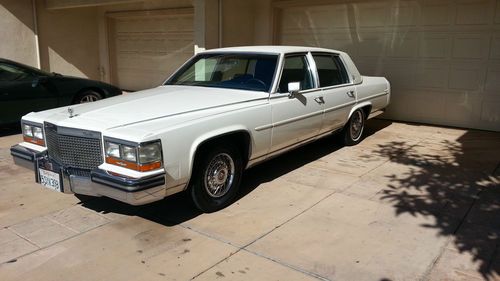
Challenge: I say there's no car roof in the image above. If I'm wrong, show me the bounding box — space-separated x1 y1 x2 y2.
199 45 345 55
0 58 50 75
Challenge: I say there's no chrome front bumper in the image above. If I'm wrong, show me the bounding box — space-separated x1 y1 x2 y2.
10 144 167 206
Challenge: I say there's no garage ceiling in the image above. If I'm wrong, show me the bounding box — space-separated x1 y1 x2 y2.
276 0 500 131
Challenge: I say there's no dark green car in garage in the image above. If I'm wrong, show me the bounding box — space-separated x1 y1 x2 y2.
0 58 122 125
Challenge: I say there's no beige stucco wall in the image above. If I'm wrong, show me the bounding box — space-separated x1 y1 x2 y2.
221 0 255 47
36 1 100 79
253 0 273 45
0 0 38 67
218 0 273 47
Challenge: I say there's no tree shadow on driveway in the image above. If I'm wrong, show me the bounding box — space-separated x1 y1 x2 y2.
79 119 392 227
370 130 500 280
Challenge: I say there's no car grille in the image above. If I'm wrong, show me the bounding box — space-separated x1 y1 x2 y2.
45 122 103 171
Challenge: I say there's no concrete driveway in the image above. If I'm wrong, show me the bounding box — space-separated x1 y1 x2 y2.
0 120 499 281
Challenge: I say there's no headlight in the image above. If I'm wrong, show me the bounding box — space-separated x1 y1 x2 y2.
122 145 137 162
105 142 120 158
104 138 162 172
139 142 161 163
23 124 33 137
33 127 44 139
22 122 45 146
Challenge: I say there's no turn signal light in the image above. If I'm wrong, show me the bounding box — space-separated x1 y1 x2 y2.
106 157 162 172
23 136 45 146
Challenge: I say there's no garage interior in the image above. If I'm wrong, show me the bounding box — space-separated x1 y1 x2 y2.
0 0 499 131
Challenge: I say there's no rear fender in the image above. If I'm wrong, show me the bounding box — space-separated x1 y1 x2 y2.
348 101 372 120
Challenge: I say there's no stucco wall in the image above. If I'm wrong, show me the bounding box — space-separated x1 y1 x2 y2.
253 0 273 45
221 0 255 47
36 1 100 79
218 0 273 47
0 0 38 67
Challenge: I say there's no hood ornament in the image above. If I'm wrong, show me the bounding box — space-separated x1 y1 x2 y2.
68 107 75 118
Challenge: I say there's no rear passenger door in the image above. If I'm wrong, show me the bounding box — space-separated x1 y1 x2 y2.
312 53 356 133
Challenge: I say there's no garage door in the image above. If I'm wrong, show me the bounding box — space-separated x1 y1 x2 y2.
108 8 194 91
275 0 500 131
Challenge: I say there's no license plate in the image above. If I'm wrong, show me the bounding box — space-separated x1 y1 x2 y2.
38 168 62 192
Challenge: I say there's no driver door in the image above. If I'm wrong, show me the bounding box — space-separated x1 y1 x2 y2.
269 53 324 152
0 63 58 124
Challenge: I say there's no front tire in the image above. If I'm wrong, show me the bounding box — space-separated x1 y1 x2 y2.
342 109 365 146
189 143 243 213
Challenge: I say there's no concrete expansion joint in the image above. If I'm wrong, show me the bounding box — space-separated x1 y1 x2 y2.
184 189 342 281
1 220 111 267
190 249 242 280
242 248 331 281
419 237 453 281
180 224 237 247
45 216 79 234
1 205 113 266
5 228 39 250
421 181 485 281
241 189 339 250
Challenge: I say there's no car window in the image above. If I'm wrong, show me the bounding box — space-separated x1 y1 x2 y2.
0 63 32 82
278 55 314 93
312 54 350 87
313 54 349 87
167 53 278 92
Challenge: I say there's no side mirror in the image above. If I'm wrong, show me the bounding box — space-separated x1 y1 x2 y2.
287 82 300 98
31 77 40 88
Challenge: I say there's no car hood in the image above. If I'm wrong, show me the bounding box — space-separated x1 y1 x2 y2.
27 85 268 132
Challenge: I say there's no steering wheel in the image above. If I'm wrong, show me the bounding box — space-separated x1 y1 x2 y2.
244 78 267 89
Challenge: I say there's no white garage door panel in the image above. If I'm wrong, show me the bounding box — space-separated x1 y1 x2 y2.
108 9 194 91
277 0 500 131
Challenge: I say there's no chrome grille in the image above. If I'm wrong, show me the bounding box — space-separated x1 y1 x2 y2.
45 123 103 171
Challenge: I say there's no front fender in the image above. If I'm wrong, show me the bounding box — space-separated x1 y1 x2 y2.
186 125 252 181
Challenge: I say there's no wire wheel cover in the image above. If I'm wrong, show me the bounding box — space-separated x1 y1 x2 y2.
350 110 364 141
204 153 235 198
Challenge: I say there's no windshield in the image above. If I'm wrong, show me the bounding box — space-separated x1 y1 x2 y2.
166 53 278 92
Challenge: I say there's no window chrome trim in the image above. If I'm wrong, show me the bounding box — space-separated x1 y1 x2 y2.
269 53 284 95
306 52 319 89
164 52 280 94
310 51 355 90
273 52 318 95
269 87 323 100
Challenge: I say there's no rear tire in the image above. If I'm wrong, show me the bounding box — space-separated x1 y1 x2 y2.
189 143 243 213
74 90 102 104
342 109 365 146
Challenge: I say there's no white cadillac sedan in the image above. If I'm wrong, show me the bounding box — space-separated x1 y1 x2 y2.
11 46 390 212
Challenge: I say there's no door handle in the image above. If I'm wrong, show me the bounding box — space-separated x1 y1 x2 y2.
314 96 325 104
346 91 355 98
